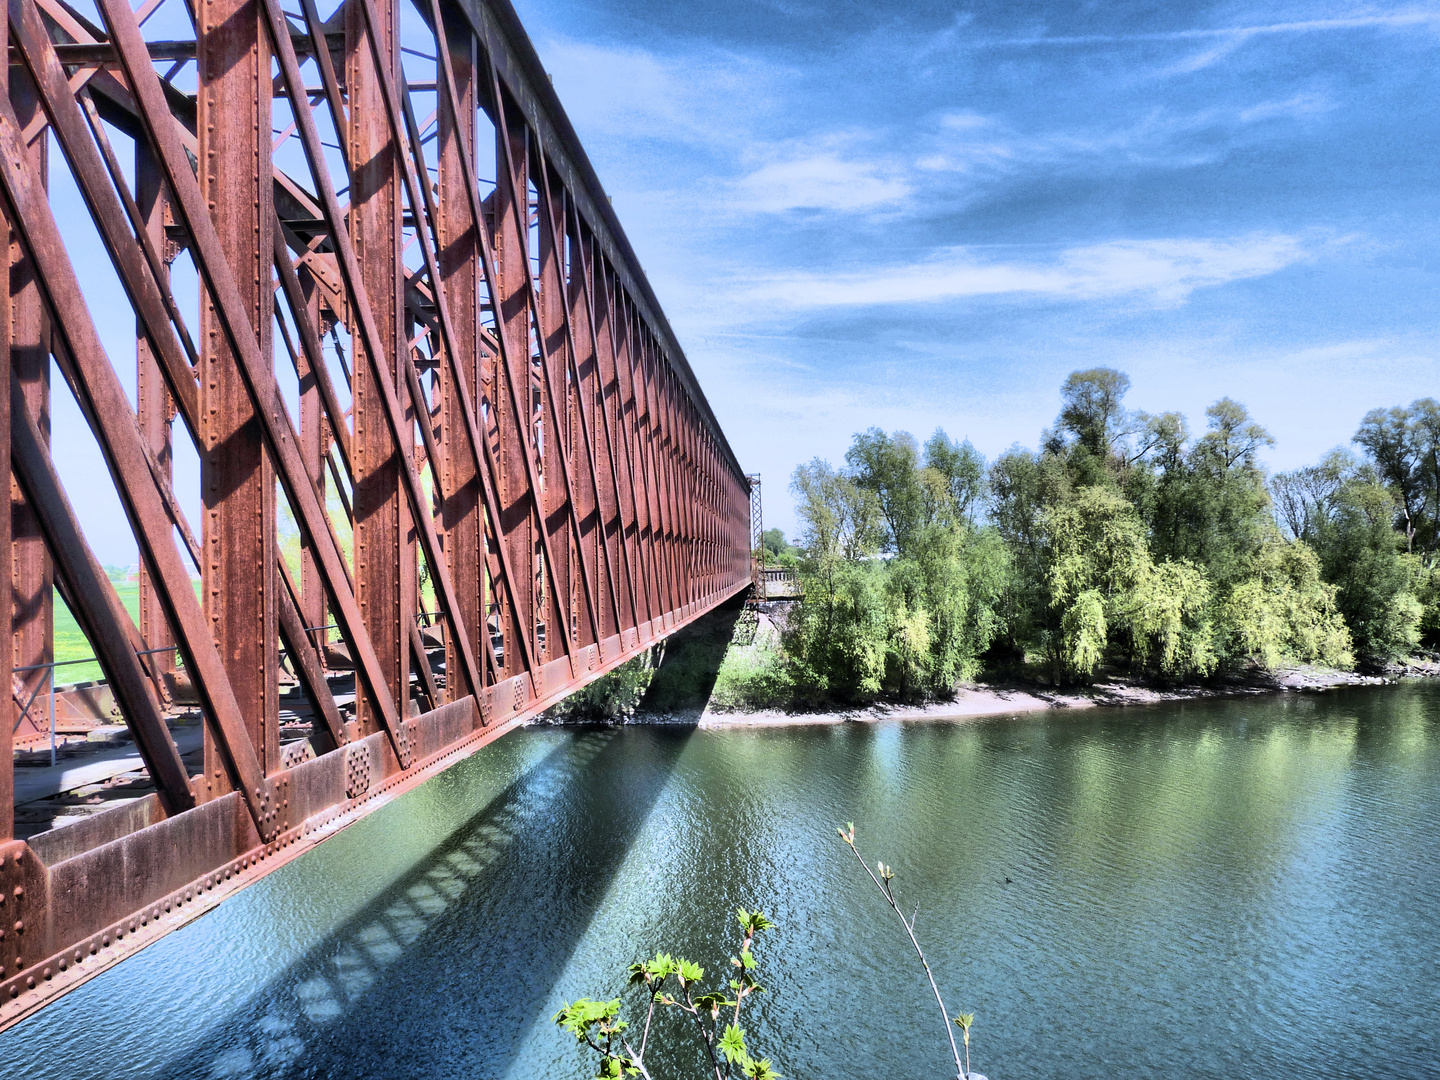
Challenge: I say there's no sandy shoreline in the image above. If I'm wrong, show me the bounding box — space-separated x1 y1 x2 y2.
664 662 1438 730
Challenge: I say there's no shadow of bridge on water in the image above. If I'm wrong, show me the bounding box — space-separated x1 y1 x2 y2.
157 724 697 1080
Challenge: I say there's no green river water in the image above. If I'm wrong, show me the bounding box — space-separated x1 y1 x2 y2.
1 683 1436 1079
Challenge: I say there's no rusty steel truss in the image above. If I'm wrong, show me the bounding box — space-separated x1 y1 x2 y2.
0 0 750 1028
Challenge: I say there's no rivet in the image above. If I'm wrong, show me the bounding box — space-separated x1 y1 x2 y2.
74 951 82 963
13 922 21 934
11 888 20 899
9 985 18 998
57 959 66 972
41 968 50 982
25 977 34 990
89 943 97 956
102 935 109 947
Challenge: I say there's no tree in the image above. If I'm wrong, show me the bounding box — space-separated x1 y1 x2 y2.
1313 475 1422 662
923 430 986 525
846 429 925 555
1220 534 1353 669
1354 404 1421 549
1042 486 1151 680
1057 367 1134 465
761 528 799 568
788 460 887 701
1409 399 1440 551
1126 559 1217 679
1155 398 1275 589
1270 449 1357 542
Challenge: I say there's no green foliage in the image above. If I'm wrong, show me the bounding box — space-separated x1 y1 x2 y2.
546 652 657 722
760 528 799 568
786 449 1008 703
708 615 794 711
1127 559 1217 678
556 910 779 1080
1043 485 1150 678
1313 477 1423 662
1220 535 1353 668
773 369 1439 700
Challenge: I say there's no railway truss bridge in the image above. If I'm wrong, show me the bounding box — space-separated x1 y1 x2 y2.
0 0 753 1028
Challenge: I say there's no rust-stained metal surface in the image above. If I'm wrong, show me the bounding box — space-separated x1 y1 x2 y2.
0 0 750 1031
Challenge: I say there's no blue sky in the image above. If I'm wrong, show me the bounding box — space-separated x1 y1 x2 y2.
511 0 1440 542
41 0 1440 563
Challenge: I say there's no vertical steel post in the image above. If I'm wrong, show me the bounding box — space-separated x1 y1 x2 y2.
533 150 574 651
9 59 48 738
0 4 10 841
493 91 534 668
749 474 764 602
438 15 482 699
135 142 175 689
348 0 411 725
297 267 328 654
197 0 279 783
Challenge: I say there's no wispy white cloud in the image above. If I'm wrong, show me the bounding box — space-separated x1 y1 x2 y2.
751 233 1324 308
538 37 781 148
730 134 910 212
918 93 1333 175
968 11 1440 49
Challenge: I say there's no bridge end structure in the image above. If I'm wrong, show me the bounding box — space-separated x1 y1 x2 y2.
0 0 750 1028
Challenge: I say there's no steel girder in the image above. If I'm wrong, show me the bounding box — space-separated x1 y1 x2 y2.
0 0 750 1029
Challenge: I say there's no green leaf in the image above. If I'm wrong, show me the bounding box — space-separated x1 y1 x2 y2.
736 909 776 934
719 1023 747 1063
678 958 704 985
553 998 622 1040
744 1056 781 1079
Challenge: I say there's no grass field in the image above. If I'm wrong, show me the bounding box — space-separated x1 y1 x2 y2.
52 580 203 686
50 582 142 685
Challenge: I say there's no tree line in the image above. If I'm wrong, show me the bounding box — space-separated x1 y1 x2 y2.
778 368 1438 703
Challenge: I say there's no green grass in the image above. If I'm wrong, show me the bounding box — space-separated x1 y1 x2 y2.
51 583 139 685
52 580 200 686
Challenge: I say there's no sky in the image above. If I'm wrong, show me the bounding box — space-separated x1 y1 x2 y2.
37 0 1440 563
508 0 1440 543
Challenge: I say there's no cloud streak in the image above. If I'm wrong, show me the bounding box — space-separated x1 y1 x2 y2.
751 233 1320 308
967 11 1440 49
730 135 910 212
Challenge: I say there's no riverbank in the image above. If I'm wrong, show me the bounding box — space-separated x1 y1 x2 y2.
637 658 1440 730
533 596 1440 730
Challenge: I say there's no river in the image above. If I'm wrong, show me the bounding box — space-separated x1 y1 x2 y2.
1 684 1437 1079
